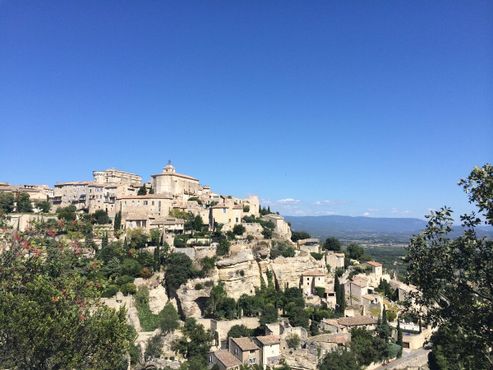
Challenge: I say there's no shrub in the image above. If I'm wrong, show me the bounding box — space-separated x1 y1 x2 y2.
140 267 153 279
102 285 119 298
116 275 134 286
121 282 137 296
315 287 326 298
232 224 246 235
311 252 324 260
195 283 204 290
286 334 300 349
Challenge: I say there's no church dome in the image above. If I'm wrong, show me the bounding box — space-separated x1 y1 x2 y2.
163 161 176 173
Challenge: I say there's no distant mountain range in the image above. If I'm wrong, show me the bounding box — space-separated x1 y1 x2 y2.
284 215 493 243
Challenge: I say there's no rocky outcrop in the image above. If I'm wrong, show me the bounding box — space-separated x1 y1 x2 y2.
269 253 326 290
175 277 214 319
216 249 261 299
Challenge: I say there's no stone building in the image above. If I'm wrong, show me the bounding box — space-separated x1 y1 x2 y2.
151 162 200 197
209 350 241 370
254 335 281 369
326 251 345 270
229 337 260 366
301 269 326 296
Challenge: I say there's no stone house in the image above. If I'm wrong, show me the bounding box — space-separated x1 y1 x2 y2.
254 335 281 369
366 261 383 279
228 337 260 366
262 214 292 240
326 251 345 270
297 238 321 254
301 269 326 297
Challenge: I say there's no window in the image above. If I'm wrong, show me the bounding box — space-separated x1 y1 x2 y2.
144 201 148 205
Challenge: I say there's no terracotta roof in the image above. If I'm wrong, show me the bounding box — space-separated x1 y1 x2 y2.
367 261 382 267
303 269 325 277
310 333 351 345
256 335 281 346
213 350 241 369
231 337 259 351
337 316 377 327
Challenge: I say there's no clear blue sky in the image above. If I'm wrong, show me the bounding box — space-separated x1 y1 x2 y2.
1 1 492 218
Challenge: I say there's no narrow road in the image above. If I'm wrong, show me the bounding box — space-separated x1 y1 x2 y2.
372 348 430 370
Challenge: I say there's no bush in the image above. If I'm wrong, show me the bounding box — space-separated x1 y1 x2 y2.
121 258 142 277
311 252 324 260
286 334 300 349
232 224 246 235
195 283 204 290
102 285 119 298
140 267 153 279
116 275 134 286
121 282 137 296
315 287 326 298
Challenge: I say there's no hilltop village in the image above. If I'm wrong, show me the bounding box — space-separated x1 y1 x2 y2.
0 164 431 370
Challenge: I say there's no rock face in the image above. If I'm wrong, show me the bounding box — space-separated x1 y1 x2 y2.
216 249 261 300
176 277 214 319
269 253 326 290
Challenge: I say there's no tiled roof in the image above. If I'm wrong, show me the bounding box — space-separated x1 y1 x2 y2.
214 350 241 369
231 337 259 351
303 269 325 277
256 335 281 346
367 261 382 267
337 316 378 327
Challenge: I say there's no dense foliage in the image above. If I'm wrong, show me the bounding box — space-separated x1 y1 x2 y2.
405 164 493 368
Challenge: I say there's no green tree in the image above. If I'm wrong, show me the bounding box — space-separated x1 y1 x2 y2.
165 253 194 295
16 192 33 213
260 304 278 325
345 243 365 261
144 334 163 362
0 192 15 213
0 239 132 369
323 237 342 252
396 320 403 358
405 164 493 367
172 318 213 364
56 205 77 222
335 275 345 315
127 228 148 249
137 185 147 195
291 231 310 242
233 223 246 235
228 324 253 338
160 302 180 334
92 209 110 224
286 334 300 349
319 348 360 370
35 200 51 213
114 210 122 232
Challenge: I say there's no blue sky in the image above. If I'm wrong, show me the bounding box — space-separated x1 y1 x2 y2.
1 1 492 218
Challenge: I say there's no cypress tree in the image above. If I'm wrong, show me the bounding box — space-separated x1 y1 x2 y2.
397 320 403 358
101 232 108 249
114 211 121 232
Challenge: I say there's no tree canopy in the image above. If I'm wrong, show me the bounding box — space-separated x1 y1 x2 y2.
405 164 493 368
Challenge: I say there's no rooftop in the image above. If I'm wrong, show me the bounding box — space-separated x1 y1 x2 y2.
230 337 259 351
213 350 242 369
367 261 382 267
303 269 325 277
337 316 378 327
255 335 281 346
